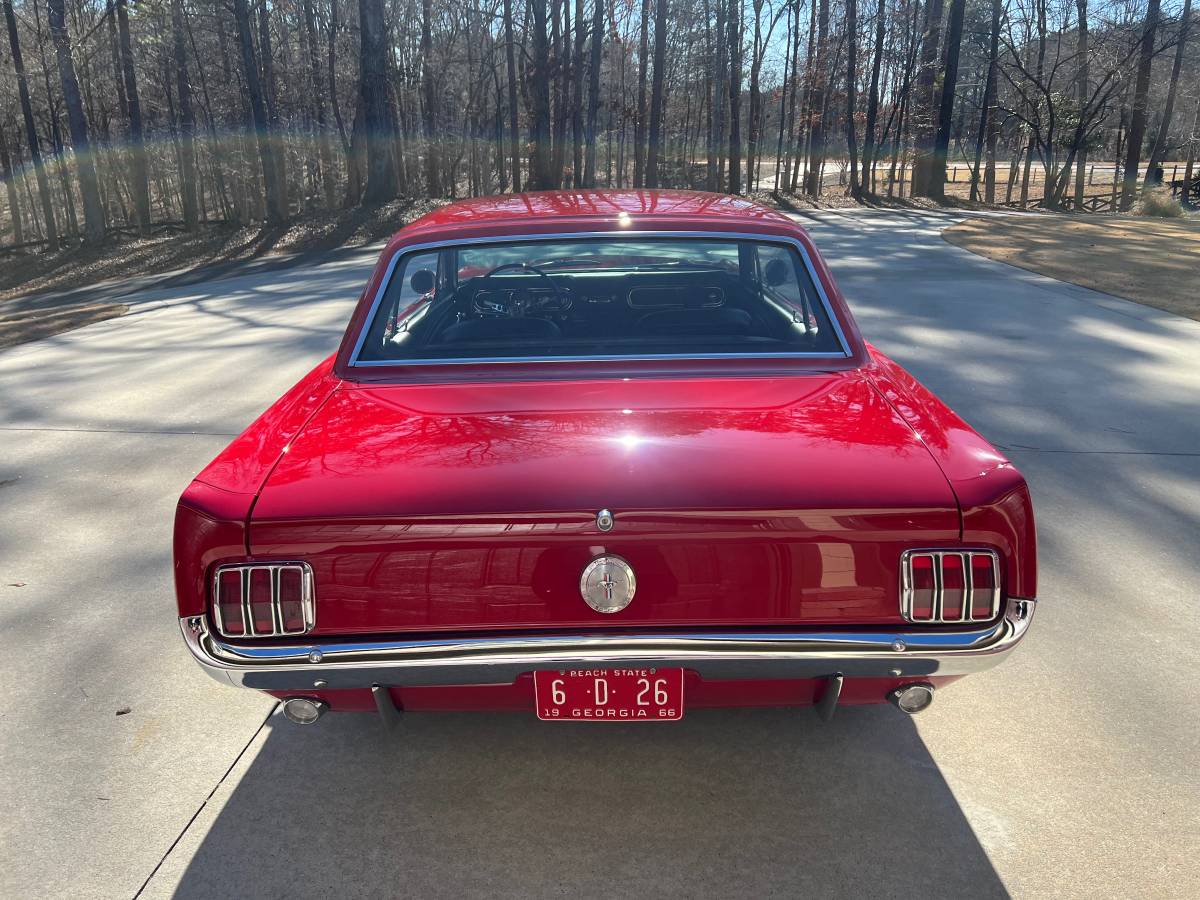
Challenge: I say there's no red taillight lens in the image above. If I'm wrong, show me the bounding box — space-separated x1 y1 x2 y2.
902 550 1000 623
216 568 245 635
909 554 935 620
941 554 965 620
248 568 274 634
277 567 306 632
971 555 998 618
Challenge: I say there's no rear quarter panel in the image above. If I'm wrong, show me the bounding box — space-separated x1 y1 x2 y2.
866 344 1037 599
173 355 341 617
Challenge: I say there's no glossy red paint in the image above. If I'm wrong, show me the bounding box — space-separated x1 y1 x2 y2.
174 190 1037 713
248 370 961 633
865 345 1037 599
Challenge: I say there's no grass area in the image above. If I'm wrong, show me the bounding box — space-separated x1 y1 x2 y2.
943 214 1200 321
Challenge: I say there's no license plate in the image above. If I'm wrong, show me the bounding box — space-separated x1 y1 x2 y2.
533 668 684 722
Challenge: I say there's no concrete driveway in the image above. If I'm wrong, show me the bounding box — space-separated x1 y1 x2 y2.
1 210 1196 899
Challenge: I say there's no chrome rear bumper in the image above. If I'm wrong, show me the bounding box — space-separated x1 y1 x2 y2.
180 598 1035 691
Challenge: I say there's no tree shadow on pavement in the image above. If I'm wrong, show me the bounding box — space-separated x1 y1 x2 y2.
159 705 1007 899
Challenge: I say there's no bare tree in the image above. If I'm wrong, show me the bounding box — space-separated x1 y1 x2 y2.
47 0 104 242
529 0 556 188
503 0 521 191
645 0 667 187
860 0 886 194
633 0 650 186
1121 0 1162 208
116 0 150 231
170 0 199 230
909 0 944 197
928 0 965 200
1144 0 1191 185
845 0 860 198
3 0 57 249
583 0 604 186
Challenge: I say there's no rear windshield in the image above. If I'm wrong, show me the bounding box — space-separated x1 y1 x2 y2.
353 237 846 364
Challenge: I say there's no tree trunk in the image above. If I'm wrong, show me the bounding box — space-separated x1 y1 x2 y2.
0 124 24 245
1144 0 1190 185
421 0 441 195
303 0 337 207
1121 0 1161 209
727 0 743 193
328 0 350 155
116 0 150 231
909 0 944 197
583 0 604 186
709 0 727 191
773 0 793 192
633 0 650 186
169 0 198 230
1073 0 1089 206
47 0 104 242
529 0 556 189
645 0 668 187
502 0 521 191
744 0 761 191
845 0 860 198
928 0 964 200
973 0 1000 203
3 0 57 250
571 0 585 186
257 3 288 211
356 0 398 203
232 0 287 219
803 0 828 196
860 0 885 194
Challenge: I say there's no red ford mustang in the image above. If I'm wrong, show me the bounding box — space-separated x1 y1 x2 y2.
175 190 1036 727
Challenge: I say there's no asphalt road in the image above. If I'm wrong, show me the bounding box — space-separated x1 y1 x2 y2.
1 210 1196 899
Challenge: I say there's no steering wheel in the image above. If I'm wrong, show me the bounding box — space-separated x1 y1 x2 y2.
473 262 569 317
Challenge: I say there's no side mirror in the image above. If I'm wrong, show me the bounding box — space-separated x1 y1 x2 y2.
410 268 435 295
763 258 790 287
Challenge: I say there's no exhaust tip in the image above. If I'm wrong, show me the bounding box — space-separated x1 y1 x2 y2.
888 683 935 715
282 697 328 725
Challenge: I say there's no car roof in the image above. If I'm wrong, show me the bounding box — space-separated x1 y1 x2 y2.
396 190 801 242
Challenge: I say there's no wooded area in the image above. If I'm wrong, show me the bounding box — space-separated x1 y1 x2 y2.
1 0 1196 251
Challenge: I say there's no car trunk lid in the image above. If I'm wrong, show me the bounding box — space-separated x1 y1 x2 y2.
249 373 959 633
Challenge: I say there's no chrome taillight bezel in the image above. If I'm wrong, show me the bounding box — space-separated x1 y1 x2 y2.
211 562 315 638
900 549 1001 624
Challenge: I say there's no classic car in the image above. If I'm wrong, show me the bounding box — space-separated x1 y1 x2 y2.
175 190 1036 727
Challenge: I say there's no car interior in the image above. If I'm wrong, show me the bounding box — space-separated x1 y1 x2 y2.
356 240 845 361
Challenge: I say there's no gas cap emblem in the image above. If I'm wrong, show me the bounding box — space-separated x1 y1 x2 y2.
580 556 636 614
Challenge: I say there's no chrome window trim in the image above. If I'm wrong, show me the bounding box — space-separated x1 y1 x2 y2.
212 562 316 638
899 549 1002 624
347 231 852 367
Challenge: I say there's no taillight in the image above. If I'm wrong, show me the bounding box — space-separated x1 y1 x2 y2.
212 563 314 637
901 550 1000 623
